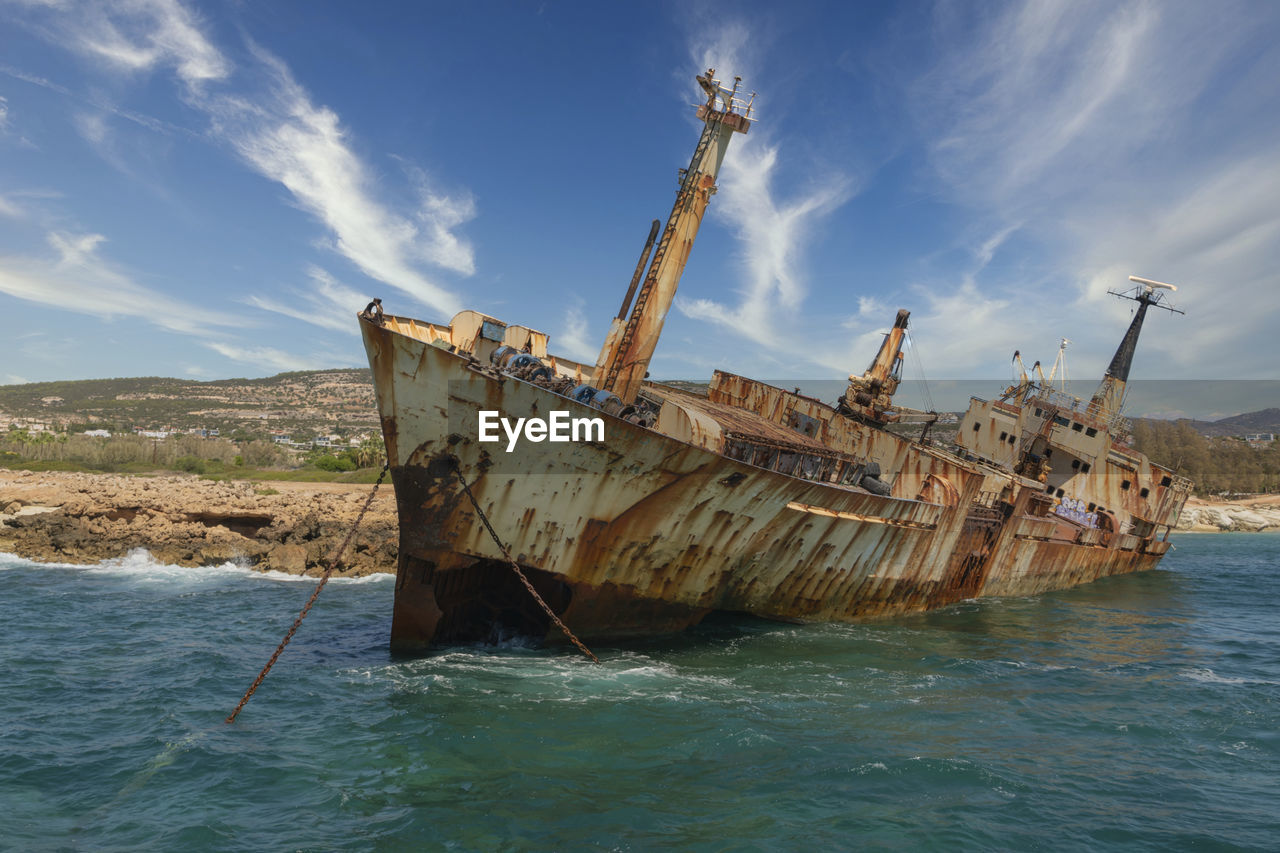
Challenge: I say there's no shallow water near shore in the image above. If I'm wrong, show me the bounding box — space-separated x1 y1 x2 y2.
2 535 1278 850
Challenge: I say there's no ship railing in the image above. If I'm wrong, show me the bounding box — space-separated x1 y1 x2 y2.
1030 385 1086 413
1028 384 1132 436
700 74 757 121
722 433 865 487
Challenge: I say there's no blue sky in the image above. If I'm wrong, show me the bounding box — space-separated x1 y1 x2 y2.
2 1 1279 403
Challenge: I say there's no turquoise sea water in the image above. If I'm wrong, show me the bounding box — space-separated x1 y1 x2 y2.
2 534 1278 851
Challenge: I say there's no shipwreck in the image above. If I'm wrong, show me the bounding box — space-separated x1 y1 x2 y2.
358 70 1191 652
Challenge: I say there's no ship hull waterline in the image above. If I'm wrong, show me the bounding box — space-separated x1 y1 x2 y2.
361 316 1168 653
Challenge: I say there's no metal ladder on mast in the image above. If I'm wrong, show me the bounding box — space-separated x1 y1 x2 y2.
601 119 719 391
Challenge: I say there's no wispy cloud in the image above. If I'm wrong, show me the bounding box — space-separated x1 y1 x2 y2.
900 0 1280 378
1070 153 1280 377
50 0 231 87
678 21 855 362
0 231 243 335
15 0 474 320
203 341 324 373
553 300 598 363
199 45 471 317
245 266 368 333
678 138 853 346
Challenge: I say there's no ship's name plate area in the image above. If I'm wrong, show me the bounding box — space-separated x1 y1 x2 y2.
478 410 605 453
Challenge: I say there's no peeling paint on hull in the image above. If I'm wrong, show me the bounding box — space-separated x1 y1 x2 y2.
361 316 1180 653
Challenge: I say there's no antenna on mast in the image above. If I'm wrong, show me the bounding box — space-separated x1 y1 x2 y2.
1046 337 1070 391
1089 274 1187 416
1108 275 1186 315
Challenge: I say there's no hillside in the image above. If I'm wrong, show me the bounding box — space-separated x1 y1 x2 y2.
0 369 378 441
1184 407 1280 437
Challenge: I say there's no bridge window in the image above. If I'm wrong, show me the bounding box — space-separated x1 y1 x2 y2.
999 431 1008 441
1085 427 1098 437
973 423 981 432
1008 434 1016 444
1140 487 1150 498
1071 459 1081 469
1072 422 1084 432
1081 463 1091 473
1160 476 1172 487
1056 488 1065 497
1121 480 1131 491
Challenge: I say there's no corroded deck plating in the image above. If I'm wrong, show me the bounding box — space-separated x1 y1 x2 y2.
360 313 1181 652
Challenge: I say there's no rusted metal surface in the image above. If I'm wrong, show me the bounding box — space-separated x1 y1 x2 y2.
354 77 1187 652
358 309 1189 651
596 70 752 404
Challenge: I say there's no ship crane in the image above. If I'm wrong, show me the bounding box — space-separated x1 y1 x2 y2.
1046 338 1070 391
837 309 910 425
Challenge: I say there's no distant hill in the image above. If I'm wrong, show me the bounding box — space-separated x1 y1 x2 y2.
1185 407 1280 437
0 369 377 440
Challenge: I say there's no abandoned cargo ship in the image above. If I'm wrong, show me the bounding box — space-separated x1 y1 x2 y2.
358 70 1191 652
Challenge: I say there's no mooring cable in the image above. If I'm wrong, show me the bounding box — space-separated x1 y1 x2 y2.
225 463 390 724
450 459 600 663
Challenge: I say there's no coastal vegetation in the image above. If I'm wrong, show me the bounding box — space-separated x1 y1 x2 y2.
0 429 386 483
1130 419 1279 496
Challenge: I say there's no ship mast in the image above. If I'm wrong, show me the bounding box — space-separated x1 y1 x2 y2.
592 69 754 404
1088 275 1184 416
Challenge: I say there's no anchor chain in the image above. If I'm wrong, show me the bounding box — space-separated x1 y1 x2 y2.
226 463 391 724
451 461 600 664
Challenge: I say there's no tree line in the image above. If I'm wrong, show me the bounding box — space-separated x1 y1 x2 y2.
1129 419 1279 496
0 429 385 477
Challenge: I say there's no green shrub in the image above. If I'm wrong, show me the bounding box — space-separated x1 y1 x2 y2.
175 455 207 475
313 454 356 472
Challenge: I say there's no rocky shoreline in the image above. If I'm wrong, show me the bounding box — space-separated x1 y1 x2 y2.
1176 495 1280 533
0 469 397 576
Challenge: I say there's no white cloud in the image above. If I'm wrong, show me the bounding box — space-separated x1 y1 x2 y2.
678 137 852 346
674 20 856 372
0 231 243 335
16 0 473 320
553 301 598 363
203 341 323 373
0 194 21 218
198 46 470 317
245 266 368 333
59 0 230 86
693 20 753 90
903 1 1280 380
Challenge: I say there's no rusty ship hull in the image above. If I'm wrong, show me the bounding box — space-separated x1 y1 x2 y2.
360 312 1178 652
359 70 1188 653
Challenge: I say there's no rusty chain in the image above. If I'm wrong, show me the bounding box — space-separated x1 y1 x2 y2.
225 463 391 724
451 462 600 664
